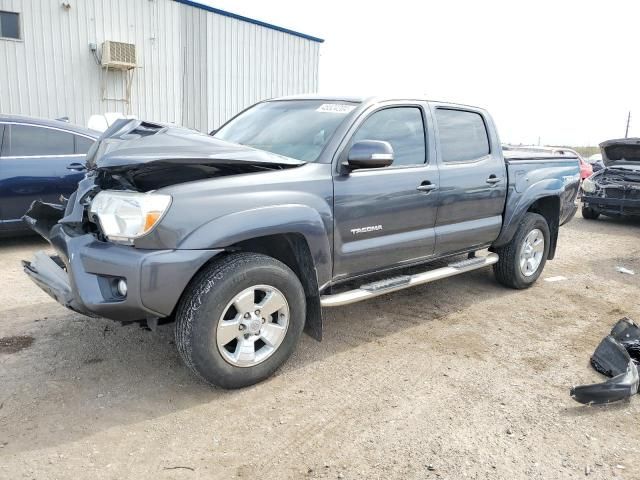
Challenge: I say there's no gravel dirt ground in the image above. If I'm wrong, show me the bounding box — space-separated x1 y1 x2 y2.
1 212 639 480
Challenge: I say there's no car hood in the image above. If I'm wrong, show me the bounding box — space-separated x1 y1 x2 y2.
86 119 305 171
600 138 640 170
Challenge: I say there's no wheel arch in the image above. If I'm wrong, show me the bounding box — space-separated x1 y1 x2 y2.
227 233 324 341
178 205 332 286
526 196 560 260
493 192 561 260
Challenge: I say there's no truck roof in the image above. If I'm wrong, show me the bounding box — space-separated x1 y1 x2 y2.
267 94 485 110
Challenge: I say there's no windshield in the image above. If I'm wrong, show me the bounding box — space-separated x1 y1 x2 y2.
214 100 358 161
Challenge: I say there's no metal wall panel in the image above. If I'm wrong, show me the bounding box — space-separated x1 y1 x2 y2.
180 3 320 132
0 0 183 126
0 0 320 132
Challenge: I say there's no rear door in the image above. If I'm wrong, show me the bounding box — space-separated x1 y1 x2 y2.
431 105 507 255
0 123 90 230
332 102 440 280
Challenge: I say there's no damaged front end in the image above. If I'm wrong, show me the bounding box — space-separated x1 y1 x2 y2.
21 173 114 317
570 318 640 405
582 138 640 217
86 118 304 192
21 119 302 323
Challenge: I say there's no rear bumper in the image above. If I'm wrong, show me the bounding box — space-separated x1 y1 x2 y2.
582 195 640 216
23 224 223 321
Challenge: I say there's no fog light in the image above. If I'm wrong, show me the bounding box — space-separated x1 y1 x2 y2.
116 279 128 297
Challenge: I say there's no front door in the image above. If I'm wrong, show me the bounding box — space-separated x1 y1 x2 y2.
332 104 440 281
0 123 89 231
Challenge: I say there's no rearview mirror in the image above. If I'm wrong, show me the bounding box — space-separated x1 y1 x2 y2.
345 140 394 170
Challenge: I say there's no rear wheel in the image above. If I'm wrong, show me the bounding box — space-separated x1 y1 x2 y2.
493 212 550 289
582 206 600 220
175 253 306 389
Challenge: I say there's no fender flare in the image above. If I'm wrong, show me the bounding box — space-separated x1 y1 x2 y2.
493 177 563 249
178 204 333 288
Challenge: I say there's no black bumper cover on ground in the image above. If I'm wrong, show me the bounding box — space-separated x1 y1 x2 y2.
570 318 640 405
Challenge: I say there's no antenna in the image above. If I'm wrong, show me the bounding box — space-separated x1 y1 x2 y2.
625 111 631 138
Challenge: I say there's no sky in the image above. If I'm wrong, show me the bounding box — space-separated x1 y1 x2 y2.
198 0 639 146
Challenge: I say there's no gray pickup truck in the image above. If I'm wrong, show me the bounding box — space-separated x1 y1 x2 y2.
23 96 580 388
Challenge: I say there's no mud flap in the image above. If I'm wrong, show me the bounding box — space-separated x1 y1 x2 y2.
304 295 323 341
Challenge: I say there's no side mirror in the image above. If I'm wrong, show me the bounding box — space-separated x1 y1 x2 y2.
345 140 394 170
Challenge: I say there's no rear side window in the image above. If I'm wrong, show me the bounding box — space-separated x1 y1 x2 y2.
1 124 75 157
75 135 95 154
436 109 490 163
0 11 20 39
352 107 426 166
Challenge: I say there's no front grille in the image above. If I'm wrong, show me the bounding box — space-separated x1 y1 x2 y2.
604 188 624 199
603 187 640 200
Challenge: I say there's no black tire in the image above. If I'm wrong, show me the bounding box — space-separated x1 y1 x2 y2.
493 212 550 289
175 252 306 389
581 206 600 220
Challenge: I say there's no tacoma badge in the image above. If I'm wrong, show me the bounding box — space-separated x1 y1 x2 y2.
350 225 383 235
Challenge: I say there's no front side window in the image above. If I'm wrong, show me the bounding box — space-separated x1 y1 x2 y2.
214 100 357 162
435 109 490 163
75 135 95 154
1 124 75 157
352 107 426 166
0 11 20 40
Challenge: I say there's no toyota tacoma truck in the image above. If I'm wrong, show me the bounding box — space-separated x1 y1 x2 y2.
22 96 580 388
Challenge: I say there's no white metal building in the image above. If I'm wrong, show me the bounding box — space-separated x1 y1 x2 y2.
0 0 323 132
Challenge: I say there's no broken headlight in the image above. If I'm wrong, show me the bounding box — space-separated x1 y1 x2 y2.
89 191 171 244
582 177 597 193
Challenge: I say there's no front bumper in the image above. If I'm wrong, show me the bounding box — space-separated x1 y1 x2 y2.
582 195 640 216
23 224 222 321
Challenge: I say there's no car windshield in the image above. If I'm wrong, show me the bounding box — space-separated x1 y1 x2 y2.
214 100 358 161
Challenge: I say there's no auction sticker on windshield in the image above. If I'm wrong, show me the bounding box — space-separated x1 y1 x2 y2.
316 104 356 114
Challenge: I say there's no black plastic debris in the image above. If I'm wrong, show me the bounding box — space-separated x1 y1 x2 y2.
590 335 632 377
611 317 640 366
570 318 640 405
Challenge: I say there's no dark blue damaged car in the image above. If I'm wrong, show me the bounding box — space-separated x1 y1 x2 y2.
0 115 98 236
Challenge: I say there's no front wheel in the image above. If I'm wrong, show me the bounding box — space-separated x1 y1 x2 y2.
175 253 306 389
493 212 550 289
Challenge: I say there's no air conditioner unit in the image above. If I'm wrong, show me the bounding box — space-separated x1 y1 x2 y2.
101 41 136 70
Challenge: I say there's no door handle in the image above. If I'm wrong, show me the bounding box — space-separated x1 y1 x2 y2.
67 162 86 172
416 181 438 192
486 175 501 184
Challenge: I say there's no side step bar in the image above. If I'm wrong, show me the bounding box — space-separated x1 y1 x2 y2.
320 253 499 308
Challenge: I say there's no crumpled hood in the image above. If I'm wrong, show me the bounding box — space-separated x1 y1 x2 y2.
600 138 640 169
86 119 304 171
